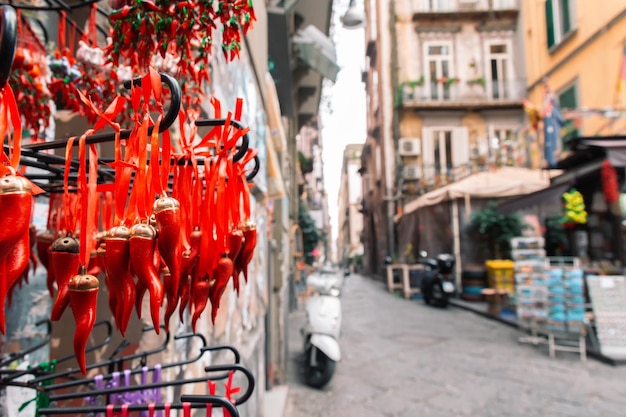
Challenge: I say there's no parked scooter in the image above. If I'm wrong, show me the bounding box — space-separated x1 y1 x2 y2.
301 267 342 388
418 251 456 308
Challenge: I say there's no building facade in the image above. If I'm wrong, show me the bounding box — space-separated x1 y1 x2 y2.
523 1 626 143
361 0 529 274
338 144 365 269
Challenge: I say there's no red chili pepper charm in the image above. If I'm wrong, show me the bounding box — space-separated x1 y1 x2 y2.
153 196 183 328
0 175 33 333
191 277 211 333
209 256 234 325
228 229 243 294
103 226 136 336
235 222 257 285
6 228 31 307
68 271 99 375
50 236 81 321
129 223 164 333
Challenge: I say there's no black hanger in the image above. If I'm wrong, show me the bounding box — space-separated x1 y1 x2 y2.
202 363 255 405
0 319 51 369
45 363 254 405
42 331 214 392
37 395 240 416
21 72 182 152
28 326 171 385
0 320 111 385
195 118 250 163
0 4 17 90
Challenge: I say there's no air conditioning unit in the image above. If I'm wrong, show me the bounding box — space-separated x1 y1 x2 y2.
459 0 479 10
398 138 421 156
403 164 422 181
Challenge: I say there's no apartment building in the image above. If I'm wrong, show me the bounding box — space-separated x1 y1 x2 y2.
337 144 365 269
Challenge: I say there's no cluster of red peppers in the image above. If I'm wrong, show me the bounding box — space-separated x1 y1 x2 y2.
30 70 258 374
9 9 52 140
107 0 255 91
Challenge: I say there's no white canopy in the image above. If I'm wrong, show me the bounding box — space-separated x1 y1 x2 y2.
403 167 560 215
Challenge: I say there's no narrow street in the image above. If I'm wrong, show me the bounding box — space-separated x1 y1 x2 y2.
285 274 626 417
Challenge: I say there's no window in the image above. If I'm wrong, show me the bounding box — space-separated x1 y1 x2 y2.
417 0 453 12
558 83 578 149
487 43 512 99
423 42 453 100
421 127 469 183
490 128 515 166
545 0 575 49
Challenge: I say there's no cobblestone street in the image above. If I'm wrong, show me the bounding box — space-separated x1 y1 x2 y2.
285 274 626 417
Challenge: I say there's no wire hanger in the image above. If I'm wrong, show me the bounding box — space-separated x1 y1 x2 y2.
37 394 240 416
0 319 51 369
22 72 182 153
45 363 254 405
42 332 229 392
27 326 171 385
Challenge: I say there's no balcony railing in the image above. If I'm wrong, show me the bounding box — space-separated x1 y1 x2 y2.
401 150 534 195
400 78 526 107
411 0 518 13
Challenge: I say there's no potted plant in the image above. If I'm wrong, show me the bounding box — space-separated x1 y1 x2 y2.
401 76 425 100
468 201 528 260
467 76 486 88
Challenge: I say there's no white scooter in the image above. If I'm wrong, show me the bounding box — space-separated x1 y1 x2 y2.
301 267 343 388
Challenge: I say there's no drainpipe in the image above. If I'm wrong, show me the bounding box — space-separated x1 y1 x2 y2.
380 0 398 260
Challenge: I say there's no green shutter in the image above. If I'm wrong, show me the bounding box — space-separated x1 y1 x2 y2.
545 0 555 48
558 85 578 148
560 0 572 34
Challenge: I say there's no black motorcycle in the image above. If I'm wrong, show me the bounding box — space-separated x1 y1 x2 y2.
418 252 456 308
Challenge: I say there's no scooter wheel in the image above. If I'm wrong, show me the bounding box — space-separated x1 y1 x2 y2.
305 346 336 389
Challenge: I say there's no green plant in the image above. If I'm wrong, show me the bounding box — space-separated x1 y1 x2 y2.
467 76 486 88
405 76 425 88
298 151 313 175
468 202 527 259
298 198 319 264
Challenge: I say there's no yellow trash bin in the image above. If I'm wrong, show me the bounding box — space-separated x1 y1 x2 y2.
485 260 515 293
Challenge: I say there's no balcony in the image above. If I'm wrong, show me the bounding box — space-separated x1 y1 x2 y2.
399 78 525 110
411 0 519 21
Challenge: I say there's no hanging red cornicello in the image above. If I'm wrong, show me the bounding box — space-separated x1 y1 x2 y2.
601 160 619 203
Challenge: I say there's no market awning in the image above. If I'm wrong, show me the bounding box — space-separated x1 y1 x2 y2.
402 167 560 216
293 25 340 82
498 181 573 215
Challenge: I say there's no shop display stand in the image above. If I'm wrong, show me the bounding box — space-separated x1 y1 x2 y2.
512 237 549 346
545 260 586 361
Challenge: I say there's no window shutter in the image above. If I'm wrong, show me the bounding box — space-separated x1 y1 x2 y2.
545 0 555 48
452 127 470 167
421 127 435 180
561 0 572 34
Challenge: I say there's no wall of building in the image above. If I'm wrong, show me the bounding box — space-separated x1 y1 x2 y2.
523 1 626 136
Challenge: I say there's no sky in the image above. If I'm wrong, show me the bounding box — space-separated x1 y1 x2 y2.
320 0 367 256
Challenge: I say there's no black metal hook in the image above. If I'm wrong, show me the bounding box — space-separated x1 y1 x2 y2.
0 4 17 90
43 331 208 391
28 327 170 384
22 72 182 152
38 395 240 416
203 363 255 405
0 319 51 368
45 363 253 406
194 118 250 162
246 154 260 182
52 319 113 365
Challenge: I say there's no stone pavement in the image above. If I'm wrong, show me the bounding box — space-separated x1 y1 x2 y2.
284 274 626 417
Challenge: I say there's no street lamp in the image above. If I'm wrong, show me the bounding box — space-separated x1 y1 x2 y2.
341 0 364 29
